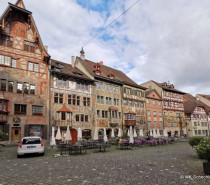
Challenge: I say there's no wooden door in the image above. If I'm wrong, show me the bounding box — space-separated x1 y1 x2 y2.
70 129 77 143
12 127 21 142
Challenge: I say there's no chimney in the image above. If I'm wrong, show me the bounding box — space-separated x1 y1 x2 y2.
80 47 85 60
72 56 75 68
99 61 103 66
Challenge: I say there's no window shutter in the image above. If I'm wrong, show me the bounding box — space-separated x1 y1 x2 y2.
43 125 48 140
4 124 9 141
24 124 29 137
124 87 126 93
142 91 145 97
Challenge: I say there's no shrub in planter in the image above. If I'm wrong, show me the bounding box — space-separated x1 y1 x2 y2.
189 136 204 147
195 138 210 175
194 137 210 160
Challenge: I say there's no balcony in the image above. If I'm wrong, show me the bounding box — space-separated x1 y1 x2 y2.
124 120 136 126
55 120 71 127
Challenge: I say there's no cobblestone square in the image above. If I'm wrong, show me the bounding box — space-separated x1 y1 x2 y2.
0 142 209 185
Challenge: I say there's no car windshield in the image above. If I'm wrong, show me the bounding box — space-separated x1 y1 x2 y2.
22 138 41 145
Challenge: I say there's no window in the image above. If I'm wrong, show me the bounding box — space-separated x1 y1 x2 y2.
68 95 72 104
24 82 29 94
124 99 127 105
81 114 84 122
14 104 26 114
153 111 156 116
153 100 156 105
167 122 170 127
85 115 88 122
102 111 105 118
28 62 38 72
101 96 104 104
146 99 149 104
105 111 108 118
0 55 11 66
97 96 100 103
24 41 29 51
129 100 133 107
109 98 112 105
97 110 100 118
81 84 84 89
158 101 161 106
160 121 163 127
96 82 103 89
159 112 162 117
1 79 6 91
148 121 151 126
30 42 35 53
194 130 198 135
198 130 201 135
173 122 176 127
8 81 13 92
170 112 173 117
58 79 62 85
17 83 22 93
147 111 151 116
77 96 80 106
114 99 119 106
194 122 197 126
135 101 138 107
77 82 80 89
72 95 76 105
11 59 16 67
76 115 79 122
0 35 13 48
30 85 35 95
32 106 43 116
113 86 119 93
12 21 26 37
54 93 63 104
85 84 88 90
140 102 144 108
61 112 66 120
154 121 157 127
83 97 90 106
119 112 121 119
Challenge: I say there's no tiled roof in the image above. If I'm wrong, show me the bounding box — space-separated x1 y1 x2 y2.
79 57 146 89
184 94 210 114
51 59 93 81
197 94 210 101
56 105 71 113
152 81 185 94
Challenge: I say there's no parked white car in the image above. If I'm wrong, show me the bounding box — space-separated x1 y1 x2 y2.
17 136 44 158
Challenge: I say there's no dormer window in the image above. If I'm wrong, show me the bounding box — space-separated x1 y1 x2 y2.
108 74 115 79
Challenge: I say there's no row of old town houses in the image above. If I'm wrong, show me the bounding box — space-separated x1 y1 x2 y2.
0 0 210 144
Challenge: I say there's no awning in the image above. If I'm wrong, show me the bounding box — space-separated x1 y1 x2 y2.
108 106 118 111
56 105 71 113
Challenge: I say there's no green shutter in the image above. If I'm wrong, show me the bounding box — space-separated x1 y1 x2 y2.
142 91 145 97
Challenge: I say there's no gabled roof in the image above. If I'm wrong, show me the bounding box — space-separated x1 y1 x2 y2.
51 59 93 82
152 81 185 94
77 57 146 90
145 89 162 100
0 0 50 61
57 105 71 113
197 94 210 101
184 93 209 114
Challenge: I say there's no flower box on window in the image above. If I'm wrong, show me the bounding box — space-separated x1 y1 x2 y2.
1 88 6 91
17 90 22 93
33 112 43 116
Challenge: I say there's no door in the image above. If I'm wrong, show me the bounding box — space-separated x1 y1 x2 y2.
70 129 77 143
12 127 21 142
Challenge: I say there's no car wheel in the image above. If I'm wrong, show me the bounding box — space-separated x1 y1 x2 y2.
40 152 44 156
17 154 21 158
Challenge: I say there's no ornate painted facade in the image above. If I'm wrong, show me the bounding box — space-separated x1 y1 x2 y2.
0 0 50 143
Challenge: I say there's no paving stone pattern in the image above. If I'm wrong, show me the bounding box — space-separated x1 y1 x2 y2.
0 142 209 185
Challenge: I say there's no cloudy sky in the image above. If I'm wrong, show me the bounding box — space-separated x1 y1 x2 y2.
1 0 210 95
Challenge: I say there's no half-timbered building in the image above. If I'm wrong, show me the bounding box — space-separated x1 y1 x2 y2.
141 81 186 137
0 0 50 143
184 94 209 137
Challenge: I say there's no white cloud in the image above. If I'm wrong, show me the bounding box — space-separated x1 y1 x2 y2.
1 0 210 96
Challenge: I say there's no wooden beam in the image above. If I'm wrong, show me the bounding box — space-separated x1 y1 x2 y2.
0 19 5 29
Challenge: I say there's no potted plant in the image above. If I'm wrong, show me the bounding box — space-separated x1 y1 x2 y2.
194 137 210 175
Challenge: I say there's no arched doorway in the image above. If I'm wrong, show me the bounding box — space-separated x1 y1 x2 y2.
168 131 171 137
106 128 111 139
70 129 77 143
